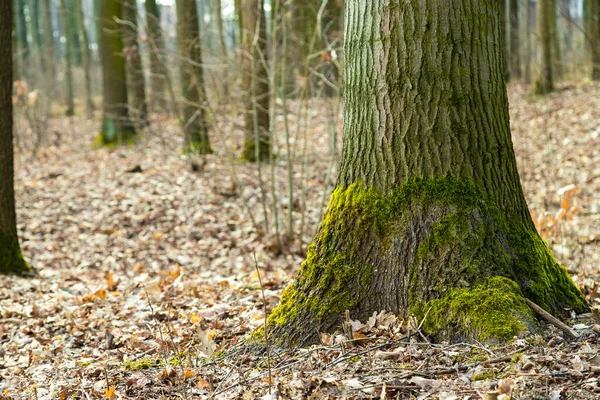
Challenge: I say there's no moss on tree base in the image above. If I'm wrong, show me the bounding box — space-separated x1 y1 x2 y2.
183 139 213 155
240 139 270 163
266 178 587 347
0 234 30 276
95 117 137 147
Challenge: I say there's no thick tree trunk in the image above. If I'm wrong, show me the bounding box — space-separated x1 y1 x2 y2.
500 0 509 81
123 0 149 127
239 0 270 162
535 0 554 94
145 0 169 114
509 0 521 79
268 0 586 347
43 0 56 86
60 0 76 116
176 0 212 154
98 0 137 145
75 0 95 118
524 0 532 84
592 0 600 80
0 1 29 276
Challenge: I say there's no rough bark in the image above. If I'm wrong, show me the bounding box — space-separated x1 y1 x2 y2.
509 0 521 79
123 0 149 127
536 0 554 94
60 0 76 116
592 0 600 80
268 0 586 348
176 0 212 154
75 0 95 118
239 0 270 162
98 0 137 145
0 0 30 276
43 0 56 85
145 0 169 114
500 0 509 81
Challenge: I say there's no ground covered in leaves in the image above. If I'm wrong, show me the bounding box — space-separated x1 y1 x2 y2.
2 83 600 399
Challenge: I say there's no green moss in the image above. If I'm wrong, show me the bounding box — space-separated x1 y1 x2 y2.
412 277 534 341
95 117 137 147
0 234 30 276
123 356 159 371
183 139 213 155
472 369 499 382
239 139 270 162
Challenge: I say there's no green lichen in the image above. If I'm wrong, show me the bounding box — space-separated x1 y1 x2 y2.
0 234 30 276
123 356 159 371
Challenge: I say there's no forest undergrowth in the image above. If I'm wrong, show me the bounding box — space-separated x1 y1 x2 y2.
1 83 600 399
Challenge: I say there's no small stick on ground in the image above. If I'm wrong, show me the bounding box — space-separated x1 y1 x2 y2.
525 298 579 340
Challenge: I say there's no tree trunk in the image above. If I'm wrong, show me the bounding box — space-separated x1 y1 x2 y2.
60 0 75 116
524 0 532 84
43 0 56 86
176 0 212 154
509 0 521 79
75 0 95 118
550 0 562 79
268 0 586 347
211 0 230 103
123 0 149 127
535 0 554 94
0 0 29 276
30 0 45 72
500 0 509 81
592 0 600 80
144 0 169 114
15 0 29 80
98 0 136 145
239 0 270 162
321 0 343 97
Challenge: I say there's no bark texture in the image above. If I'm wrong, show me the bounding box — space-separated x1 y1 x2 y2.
75 0 95 118
240 0 270 161
145 0 169 113
0 0 30 276
509 0 521 79
176 0 212 154
98 0 137 145
60 0 75 116
499 0 509 81
535 0 554 94
268 0 586 347
123 0 149 127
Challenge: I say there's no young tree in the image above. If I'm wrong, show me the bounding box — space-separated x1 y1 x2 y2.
75 0 95 118
42 0 56 85
1 1 30 276
211 0 230 103
145 0 169 113
268 0 586 347
176 0 211 154
592 0 600 80
509 0 521 79
60 0 75 116
123 0 149 126
550 0 562 79
239 0 270 161
536 0 554 94
98 0 136 145
14 0 29 80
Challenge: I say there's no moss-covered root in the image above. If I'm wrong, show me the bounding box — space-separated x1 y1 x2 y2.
240 139 270 163
183 139 213 155
95 118 137 147
0 235 30 276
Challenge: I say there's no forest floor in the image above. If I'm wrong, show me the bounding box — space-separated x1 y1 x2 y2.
2 83 600 399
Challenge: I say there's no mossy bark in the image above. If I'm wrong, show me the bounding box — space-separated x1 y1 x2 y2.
98 0 137 146
176 0 212 155
535 0 554 95
1 2 30 276
75 0 95 118
269 0 587 348
239 0 270 162
123 0 149 127
60 0 75 116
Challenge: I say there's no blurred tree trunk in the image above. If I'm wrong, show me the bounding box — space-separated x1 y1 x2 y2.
14 0 29 80
321 0 343 96
561 0 572 51
211 0 230 103
30 0 45 71
0 0 30 276
240 0 270 161
43 0 56 85
145 0 169 114
509 0 521 79
75 0 95 118
123 0 149 127
550 0 562 79
535 0 554 94
584 0 591 52
176 0 212 154
524 0 532 84
592 0 600 80
98 0 137 145
60 0 75 116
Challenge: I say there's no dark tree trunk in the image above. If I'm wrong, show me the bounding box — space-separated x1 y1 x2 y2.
1 0 30 276
98 0 137 145
268 0 586 347
509 0 521 79
536 0 554 94
239 0 270 161
176 0 212 154
500 0 509 81
75 0 95 118
123 0 149 127
60 0 75 116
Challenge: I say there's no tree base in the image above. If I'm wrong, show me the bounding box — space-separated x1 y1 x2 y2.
96 117 137 147
183 139 213 155
240 139 270 163
0 234 30 276
267 179 587 347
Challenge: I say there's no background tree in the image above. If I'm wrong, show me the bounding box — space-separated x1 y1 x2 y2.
239 0 270 161
267 0 586 347
98 0 136 145
176 0 211 154
524 0 532 84
123 0 149 127
592 0 600 80
60 0 75 116
145 0 169 113
509 0 521 79
43 0 56 86
75 0 95 118
536 0 554 94
211 0 230 103
1 0 30 276
14 0 29 81
550 0 563 79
